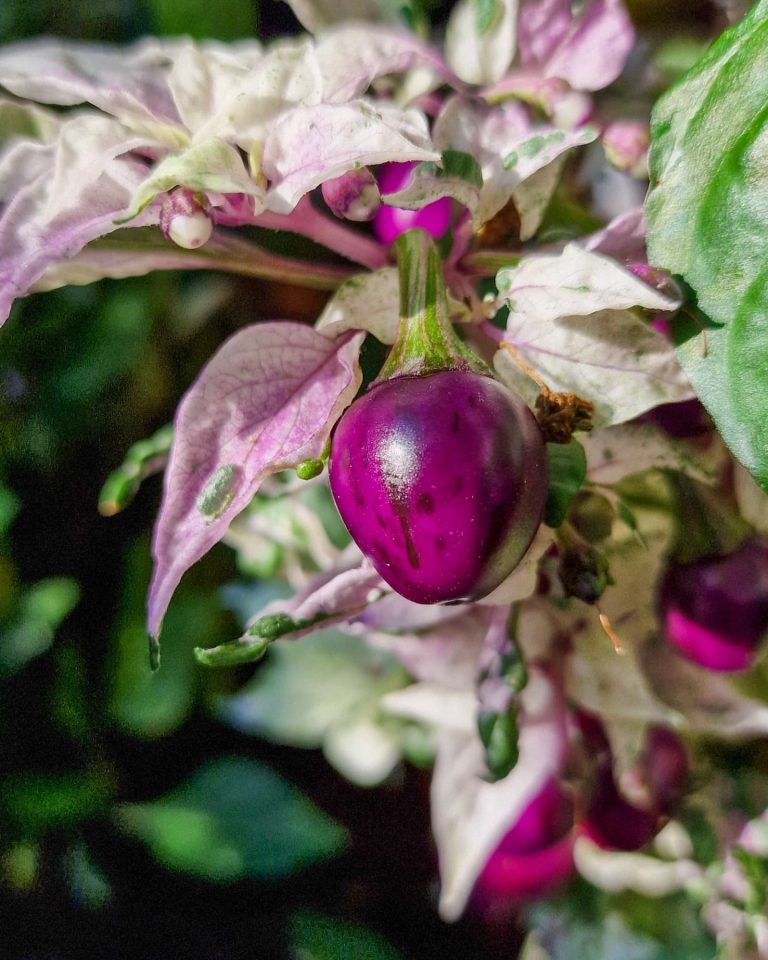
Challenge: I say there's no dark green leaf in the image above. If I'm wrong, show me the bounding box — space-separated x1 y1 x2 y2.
147 0 256 40
116 757 347 881
2 773 111 837
646 2 768 489
289 912 404 960
108 540 204 738
477 708 519 781
544 440 587 528
439 150 483 187
0 481 20 536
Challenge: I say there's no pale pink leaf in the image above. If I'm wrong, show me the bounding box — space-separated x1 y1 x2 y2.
371 608 494 690
433 96 596 225
316 25 455 103
0 155 155 326
0 37 179 125
284 0 385 32
582 423 721 485
262 100 439 213
518 0 572 68
582 207 647 263
247 559 388 643
147 324 364 636
430 665 566 920
519 0 635 92
494 244 690 425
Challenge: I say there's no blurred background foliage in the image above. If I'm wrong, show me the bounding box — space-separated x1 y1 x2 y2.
0 1 737 959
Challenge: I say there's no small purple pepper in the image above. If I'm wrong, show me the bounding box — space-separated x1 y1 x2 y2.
578 714 688 851
474 779 575 904
373 162 452 245
659 537 768 672
329 370 547 604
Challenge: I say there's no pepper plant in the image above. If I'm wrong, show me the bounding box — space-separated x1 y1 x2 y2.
1 1 767 955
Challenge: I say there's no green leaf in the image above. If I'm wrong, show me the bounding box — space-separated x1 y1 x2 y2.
439 149 483 187
147 0 256 41
107 540 204 738
0 481 20 536
646 2 768 489
544 440 587 528
289 912 404 960
0 577 80 676
116 757 347 881
477 708 519 781
2 772 111 837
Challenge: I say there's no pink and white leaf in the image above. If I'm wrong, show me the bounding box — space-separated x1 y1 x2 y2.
494 245 691 425
245 559 388 643
316 24 455 103
582 207 647 264
638 638 768 740
381 168 482 226
263 100 438 213
284 0 386 32
0 154 156 326
582 423 721 486
496 244 680 322
191 39 323 148
0 138 54 201
147 324 364 636
371 608 494 690
519 0 635 92
433 97 596 225
0 37 179 125
430 665 566 920
0 97 61 154
45 114 157 221
315 266 470 343
166 42 269 141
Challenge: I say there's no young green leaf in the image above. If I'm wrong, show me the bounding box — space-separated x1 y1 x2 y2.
545 440 587 528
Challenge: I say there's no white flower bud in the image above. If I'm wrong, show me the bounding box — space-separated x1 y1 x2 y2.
160 189 213 249
321 168 380 222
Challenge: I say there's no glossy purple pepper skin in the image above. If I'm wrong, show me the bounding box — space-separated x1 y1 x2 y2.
329 370 547 604
659 537 768 672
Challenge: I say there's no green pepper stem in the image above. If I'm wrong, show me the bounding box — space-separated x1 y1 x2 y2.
376 229 488 381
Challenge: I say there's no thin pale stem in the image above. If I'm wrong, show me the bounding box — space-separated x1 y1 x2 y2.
462 247 524 275
73 231 355 291
255 197 389 270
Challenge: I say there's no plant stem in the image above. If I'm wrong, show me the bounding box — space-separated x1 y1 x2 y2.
255 197 389 270
377 229 488 381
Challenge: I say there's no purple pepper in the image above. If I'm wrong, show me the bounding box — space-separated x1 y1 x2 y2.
578 714 688 851
474 779 575 904
329 370 547 604
659 537 768 672
373 162 453 245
